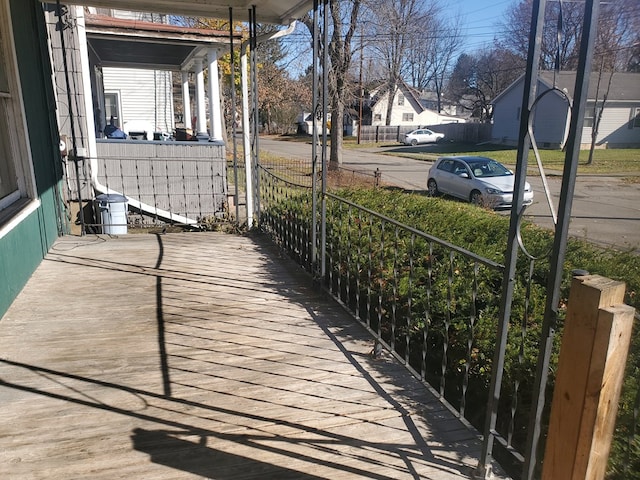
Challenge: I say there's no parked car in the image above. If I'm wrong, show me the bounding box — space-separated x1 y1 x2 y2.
402 129 445 145
427 156 534 208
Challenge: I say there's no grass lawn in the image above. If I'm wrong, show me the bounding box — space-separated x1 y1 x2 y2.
344 138 640 175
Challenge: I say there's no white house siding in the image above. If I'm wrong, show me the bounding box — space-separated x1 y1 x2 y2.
580 102 640 148
371 94 419 126
371 88 465 127
492 79 570 148
102 67 174 135
491 79 523 144
531 91 570 148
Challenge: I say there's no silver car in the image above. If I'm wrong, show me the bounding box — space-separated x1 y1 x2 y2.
402 129 445 146
427 156 534 208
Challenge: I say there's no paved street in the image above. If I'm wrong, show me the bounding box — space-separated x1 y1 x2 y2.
259 137 640 254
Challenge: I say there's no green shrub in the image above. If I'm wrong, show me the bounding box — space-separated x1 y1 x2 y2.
263 185 639 478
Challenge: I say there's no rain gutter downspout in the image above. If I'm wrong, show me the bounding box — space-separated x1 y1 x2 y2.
240 20 297 227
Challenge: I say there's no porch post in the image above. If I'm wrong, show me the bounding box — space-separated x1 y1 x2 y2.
194 58 207 136
241 45 254 226
181 70 192 130
207 49 223 141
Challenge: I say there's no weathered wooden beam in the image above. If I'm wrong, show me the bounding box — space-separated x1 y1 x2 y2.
542 274 635 480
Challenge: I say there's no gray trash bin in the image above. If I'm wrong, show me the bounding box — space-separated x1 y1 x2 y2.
96 193 128 234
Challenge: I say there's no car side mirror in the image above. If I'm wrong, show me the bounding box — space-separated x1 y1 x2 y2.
459 172 469 179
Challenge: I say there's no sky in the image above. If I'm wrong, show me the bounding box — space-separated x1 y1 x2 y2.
455 0 516 51
280 0 519 77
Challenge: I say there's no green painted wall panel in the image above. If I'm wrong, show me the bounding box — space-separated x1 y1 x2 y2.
0 0 65 319
0 209 46 316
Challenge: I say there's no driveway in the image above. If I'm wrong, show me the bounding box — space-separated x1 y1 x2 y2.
259 137 640 254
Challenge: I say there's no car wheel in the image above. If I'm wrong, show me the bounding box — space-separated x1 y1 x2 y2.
427 179 439 197
411 139 418 146
470 190 483 205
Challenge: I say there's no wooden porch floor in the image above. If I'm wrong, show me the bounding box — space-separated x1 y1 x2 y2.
0 232 506 479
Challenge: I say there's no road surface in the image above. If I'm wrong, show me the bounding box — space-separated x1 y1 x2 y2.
258 137 640 254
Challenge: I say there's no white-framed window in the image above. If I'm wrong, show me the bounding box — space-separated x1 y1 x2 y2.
584 105 600 128
374 113 382 121
402 112 414 122
104 91 121 126
632 107 640 128
397 93 404 106
0 0 35 216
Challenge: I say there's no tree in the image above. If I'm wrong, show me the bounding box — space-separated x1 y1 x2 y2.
302 0 362 166
253 25 312 134
447 48 524 122
366 0 437 125
499 0 639 73
500 0 585 70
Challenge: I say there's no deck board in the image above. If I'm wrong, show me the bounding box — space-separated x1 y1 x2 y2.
0 232 508 479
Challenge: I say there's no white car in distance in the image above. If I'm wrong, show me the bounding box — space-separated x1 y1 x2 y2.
402 129 445 146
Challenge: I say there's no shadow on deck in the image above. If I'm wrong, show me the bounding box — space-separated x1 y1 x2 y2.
0 232 507 479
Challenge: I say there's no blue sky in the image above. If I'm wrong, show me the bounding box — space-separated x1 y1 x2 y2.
455 0 517 51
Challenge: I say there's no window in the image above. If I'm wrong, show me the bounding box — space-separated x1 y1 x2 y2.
437 159 455 173
584 105 600 128
632 107 640 128
374 113 382 121
402 113 414 122
397 93 404 106
0 2 33 215
104 92 121 129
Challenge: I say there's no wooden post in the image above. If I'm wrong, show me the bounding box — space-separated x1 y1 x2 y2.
542 274 635 480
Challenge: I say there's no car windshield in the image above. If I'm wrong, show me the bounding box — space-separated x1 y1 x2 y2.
467 160 512 178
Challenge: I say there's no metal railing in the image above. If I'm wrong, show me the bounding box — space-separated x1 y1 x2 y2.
258 163 566 476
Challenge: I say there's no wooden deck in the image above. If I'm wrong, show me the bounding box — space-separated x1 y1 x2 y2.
0 232 507 479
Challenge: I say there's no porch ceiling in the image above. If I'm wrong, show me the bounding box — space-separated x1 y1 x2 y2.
85 14 236 69
50 0 314 25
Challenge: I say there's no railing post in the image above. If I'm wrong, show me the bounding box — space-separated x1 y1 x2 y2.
542 274 635 480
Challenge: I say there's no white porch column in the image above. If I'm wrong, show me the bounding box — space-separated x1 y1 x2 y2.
181 70 192 130
194 58 207 136
241 47 253 226
207 49 223 141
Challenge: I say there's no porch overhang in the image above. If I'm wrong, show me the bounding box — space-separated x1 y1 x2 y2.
85 13 237 70
43 0 313 25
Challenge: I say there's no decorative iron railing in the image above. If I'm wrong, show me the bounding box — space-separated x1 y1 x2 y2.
258 163 556 475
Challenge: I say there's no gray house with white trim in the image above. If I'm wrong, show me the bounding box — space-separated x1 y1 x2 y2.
492 71 640 149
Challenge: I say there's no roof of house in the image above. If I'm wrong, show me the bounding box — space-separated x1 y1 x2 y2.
540 71 640 101
369 79 427 114
85 13 240 70
62 0 313 24
493 71 640 104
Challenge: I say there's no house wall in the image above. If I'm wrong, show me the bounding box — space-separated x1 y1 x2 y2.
493 79 570 147
493 78 640 148
581 102 640 148
102 67 175 135
491 85 518 144
531 91 570 148
371 88 463 126
1 0 65 317
371 89 420 126
45 6 93 155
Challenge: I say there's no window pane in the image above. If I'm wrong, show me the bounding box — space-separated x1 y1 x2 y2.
0 33 8 93
104 92 120 125
0 99 18 200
